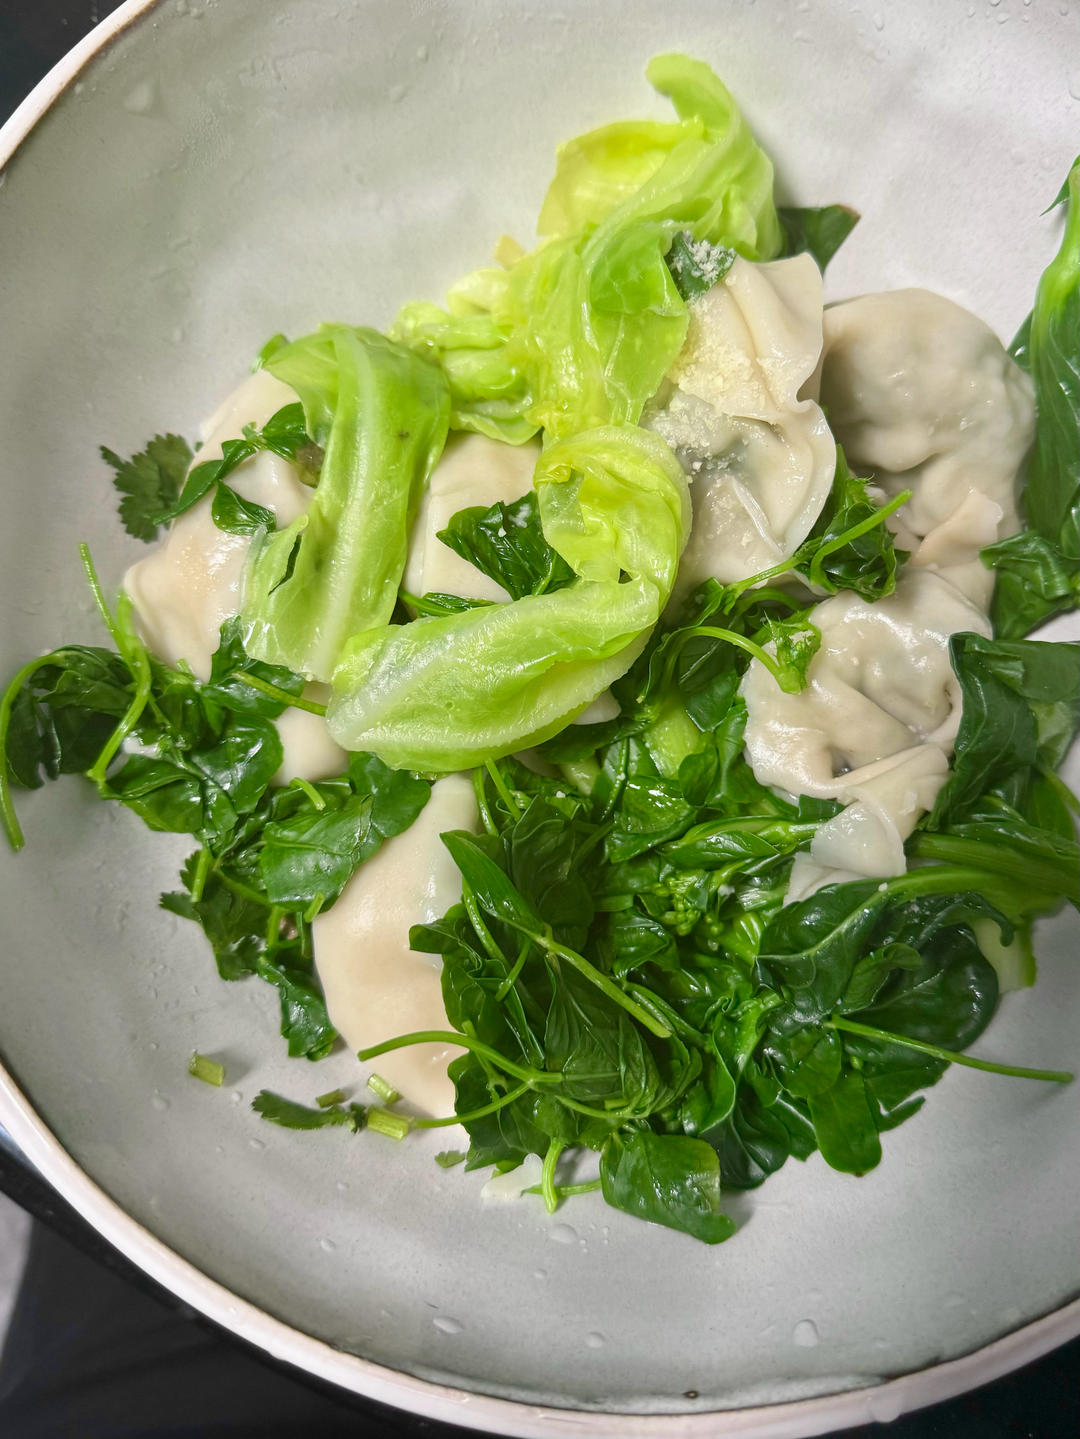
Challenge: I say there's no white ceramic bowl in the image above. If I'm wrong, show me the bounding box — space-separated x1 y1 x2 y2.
1 3 1078 1435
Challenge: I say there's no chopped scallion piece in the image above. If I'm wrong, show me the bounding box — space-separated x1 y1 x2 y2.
188 1051 225 1087
367 1072 401 1104
367 1107 411 1141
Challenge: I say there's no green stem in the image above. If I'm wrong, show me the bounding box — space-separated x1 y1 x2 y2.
265 903 284 951
412 1081 532 1129
472 766 499 836
827 1016 1073 1083
807 487 913 588
233 673 326 715
674 626 787 688
79 542 124 649
533 930 671 1040
721 560 800 607
541 1138 565 1215
884 864 1030 903
357 1030 560 1088
908 833 1078 905
730 585 803 616
190 846 213 904
494 937 531 1002
462 881 510 970
524 1178 603 1201
484 758 522 819
87 593 154 790
289 776 326 810
0 650 71 851
1038 765 1080 816
217 869 272 908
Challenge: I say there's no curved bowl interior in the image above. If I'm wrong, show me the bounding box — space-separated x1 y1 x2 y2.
1 0 1078 1429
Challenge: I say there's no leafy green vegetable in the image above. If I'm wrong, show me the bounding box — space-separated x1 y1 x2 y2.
985 159 1079 636
252 1090 362 1130
930 634 1080 827
328 425 690 770
152 403 317 532
102 433 193 542
790 448 909 599
600 1130 736 1243
436 490 575 600
4 58 1077 1253
243 326 450 681
982 531 1079 640
778 204 860 272
210 483 275 537
258 955 338 1060
807 1073 881 1174
393 54 781 446
665 231 735 301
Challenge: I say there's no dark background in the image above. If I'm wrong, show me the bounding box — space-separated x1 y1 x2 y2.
0 3 1077 1436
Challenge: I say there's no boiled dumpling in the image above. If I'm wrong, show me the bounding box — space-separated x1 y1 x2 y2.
124 369 310 683
820 288 1034 603
741 568 992 890
403 432 540 602
643 254 836 592
311 774 474 1116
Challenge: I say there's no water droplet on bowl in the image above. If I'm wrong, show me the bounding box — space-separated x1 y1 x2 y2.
532 1268 547 1280
585 1331 606 1349
792 1319 819 1348
123 79 158 115
389 83 407 102
1068 70 1080 100
416 43 429 61
151 1092 170 1112
433 1314 464 1335
550 1223 577 1245
319 1237 336 1253
248 1137 265 1152
866 1390 903 1424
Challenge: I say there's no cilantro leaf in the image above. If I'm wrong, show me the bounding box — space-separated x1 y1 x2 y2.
252 1090 361 1130
102 434 193 542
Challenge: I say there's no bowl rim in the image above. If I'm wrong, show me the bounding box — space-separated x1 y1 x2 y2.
2 2 1080 1434
5 1063 1080 1436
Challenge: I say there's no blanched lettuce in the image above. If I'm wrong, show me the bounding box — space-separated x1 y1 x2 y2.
241 325 449 681
326 427 690 770
391 53 780 444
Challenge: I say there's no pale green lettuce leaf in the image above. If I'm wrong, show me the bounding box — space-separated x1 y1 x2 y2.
241 325 449 681
390 54 781 444
326 426 689 770
537 118 703 237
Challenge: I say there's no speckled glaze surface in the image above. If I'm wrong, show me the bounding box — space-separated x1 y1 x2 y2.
0 1 1078 1433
